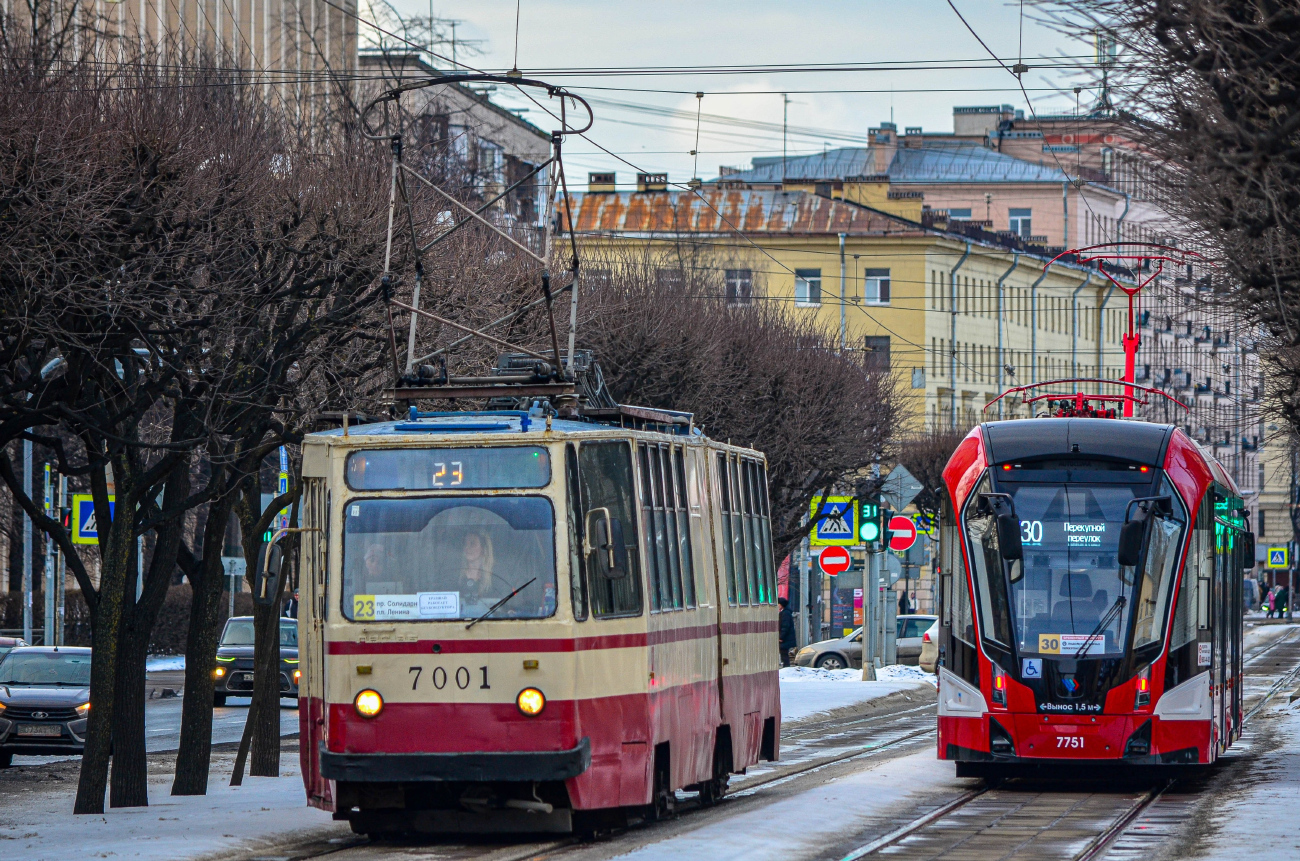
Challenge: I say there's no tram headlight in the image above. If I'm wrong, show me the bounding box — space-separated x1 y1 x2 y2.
516 687 546 716
991 664 1008 707
354 689 384 718
1135 667 1151 709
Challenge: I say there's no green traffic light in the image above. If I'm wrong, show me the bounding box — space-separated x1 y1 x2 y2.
860 521 880 542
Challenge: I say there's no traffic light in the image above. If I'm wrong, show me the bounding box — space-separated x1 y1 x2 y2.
860 494 882 543
60 507 72 530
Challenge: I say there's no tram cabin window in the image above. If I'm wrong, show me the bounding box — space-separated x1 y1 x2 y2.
342 497 557 622
578 441 644 618
345 447 550 490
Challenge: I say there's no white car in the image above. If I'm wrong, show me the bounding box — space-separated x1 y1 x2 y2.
919 619 939 673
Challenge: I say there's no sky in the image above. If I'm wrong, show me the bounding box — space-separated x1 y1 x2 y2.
379 1 1100 185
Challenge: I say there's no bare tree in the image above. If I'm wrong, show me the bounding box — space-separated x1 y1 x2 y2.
578 245 904 559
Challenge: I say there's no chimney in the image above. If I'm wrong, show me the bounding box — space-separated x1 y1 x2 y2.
636 172 668 192
587 171 616 193
868 122 898 174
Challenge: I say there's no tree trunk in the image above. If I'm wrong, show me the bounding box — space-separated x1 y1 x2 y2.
248 598 282 777
171 493 235 795
109 586 150 808
73 472 134 814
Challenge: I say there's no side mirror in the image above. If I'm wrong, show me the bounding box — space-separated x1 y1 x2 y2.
996 513 1023 561
980 493 1022 561
1242 532 1256 571
254 544 284 606
1117 515 1148 568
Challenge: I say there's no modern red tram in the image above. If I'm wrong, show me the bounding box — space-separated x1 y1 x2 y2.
293 407 780 834
936 413 1254 773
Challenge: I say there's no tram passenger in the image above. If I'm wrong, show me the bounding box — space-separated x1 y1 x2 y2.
362 543 403 594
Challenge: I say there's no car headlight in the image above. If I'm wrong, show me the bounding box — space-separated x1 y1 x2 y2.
354 689 383 718
0 702 6 715
516 687 546 716
75 702 90 717
214 667 226 678
797 647 813 657
293 670 301 683
216 656 236 662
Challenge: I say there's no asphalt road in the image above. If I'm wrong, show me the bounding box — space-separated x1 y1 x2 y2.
13 675 298 766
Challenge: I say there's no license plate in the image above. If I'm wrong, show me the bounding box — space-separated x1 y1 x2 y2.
238 673 253 683
17 723 62 737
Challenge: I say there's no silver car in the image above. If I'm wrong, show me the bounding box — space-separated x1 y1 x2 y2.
793 614 938 669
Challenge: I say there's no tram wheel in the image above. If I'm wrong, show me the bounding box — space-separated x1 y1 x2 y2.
649 754 676 821
695 773 729 807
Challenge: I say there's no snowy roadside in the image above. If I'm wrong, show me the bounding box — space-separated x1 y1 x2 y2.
780 664 936 723
0 741 349 861
1182 697 1300 859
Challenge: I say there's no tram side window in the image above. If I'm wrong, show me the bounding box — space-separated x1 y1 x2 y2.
730 456 752 604
672 448 697 608
756 461 776 602
579 441 644 618
718 453 738 604
565 444 588 622
743 459 771 603
942 498 975 645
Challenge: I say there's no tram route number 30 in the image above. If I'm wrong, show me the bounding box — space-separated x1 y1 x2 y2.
407 665 491 691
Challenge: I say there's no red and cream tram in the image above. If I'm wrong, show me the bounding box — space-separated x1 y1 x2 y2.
293 407 780 834
936 408 1254 773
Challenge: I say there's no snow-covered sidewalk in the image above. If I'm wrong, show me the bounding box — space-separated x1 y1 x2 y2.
0 744 348 861
779 664 936 723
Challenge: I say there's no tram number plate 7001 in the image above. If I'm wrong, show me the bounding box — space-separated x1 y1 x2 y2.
1056 736 1085 749
407 665 491 691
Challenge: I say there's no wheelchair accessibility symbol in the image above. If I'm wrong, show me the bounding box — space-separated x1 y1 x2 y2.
1022 658 1043 679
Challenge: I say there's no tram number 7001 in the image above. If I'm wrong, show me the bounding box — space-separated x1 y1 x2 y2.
407 665 491 691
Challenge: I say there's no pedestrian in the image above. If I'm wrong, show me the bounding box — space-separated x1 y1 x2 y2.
1278 585 1290 617
898 591 911 616
1266 586 1277 619
778 597 796 667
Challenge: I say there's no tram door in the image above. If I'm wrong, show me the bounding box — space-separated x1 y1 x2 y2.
300 476 332 806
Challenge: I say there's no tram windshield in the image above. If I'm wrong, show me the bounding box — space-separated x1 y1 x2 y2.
966 477 1185 658
342 496 557 622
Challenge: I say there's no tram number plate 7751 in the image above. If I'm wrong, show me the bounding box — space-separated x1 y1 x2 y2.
1056 736 1084 749
407 665 491 691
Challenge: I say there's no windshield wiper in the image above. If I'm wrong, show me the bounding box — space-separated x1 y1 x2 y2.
1074 595 1127 658
465 578 537 630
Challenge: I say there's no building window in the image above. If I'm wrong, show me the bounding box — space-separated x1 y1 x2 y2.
1258 509 1266 537
1008 208 1032 238
725 269 753 305
863 268 891 305
864 336 890 371
948 208 972 220
795 269 821 306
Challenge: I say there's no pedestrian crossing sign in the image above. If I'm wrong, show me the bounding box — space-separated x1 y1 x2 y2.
810 495 857 547
1267 546 1288 568
72 493 114 545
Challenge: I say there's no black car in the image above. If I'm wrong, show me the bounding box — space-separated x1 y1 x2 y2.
0 647 92 767
213 616 300 707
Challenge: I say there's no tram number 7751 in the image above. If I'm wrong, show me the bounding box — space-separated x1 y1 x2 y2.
408 665 491 691
1056 736 1084 749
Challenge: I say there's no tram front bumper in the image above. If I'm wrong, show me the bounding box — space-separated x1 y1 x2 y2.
941 714 1205 764
319 736 591 783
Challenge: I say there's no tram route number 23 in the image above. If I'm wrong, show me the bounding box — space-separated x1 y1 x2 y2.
407 665 491 691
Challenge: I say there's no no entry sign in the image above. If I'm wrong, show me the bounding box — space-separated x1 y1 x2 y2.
888 515 918 552
817 546 852 577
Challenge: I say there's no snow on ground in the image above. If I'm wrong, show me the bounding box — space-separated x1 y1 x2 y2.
779 665 935 723
145 655 185 672
1183 696 1300 859
0 756 347 861
610 746 964 861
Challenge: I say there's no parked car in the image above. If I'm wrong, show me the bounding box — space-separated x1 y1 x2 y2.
919 619 939 673
895 615 938 665
0 637 28 661
0 646 92 767
213 616 300 707
793 614 939 669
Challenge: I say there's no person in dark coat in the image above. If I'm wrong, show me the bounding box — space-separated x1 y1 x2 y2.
778 597 796 666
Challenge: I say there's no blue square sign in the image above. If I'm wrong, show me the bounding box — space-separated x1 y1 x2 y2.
1267 547 1289 569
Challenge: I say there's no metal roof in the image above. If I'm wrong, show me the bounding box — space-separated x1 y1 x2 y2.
711 144 1071 185
568 188 925 236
